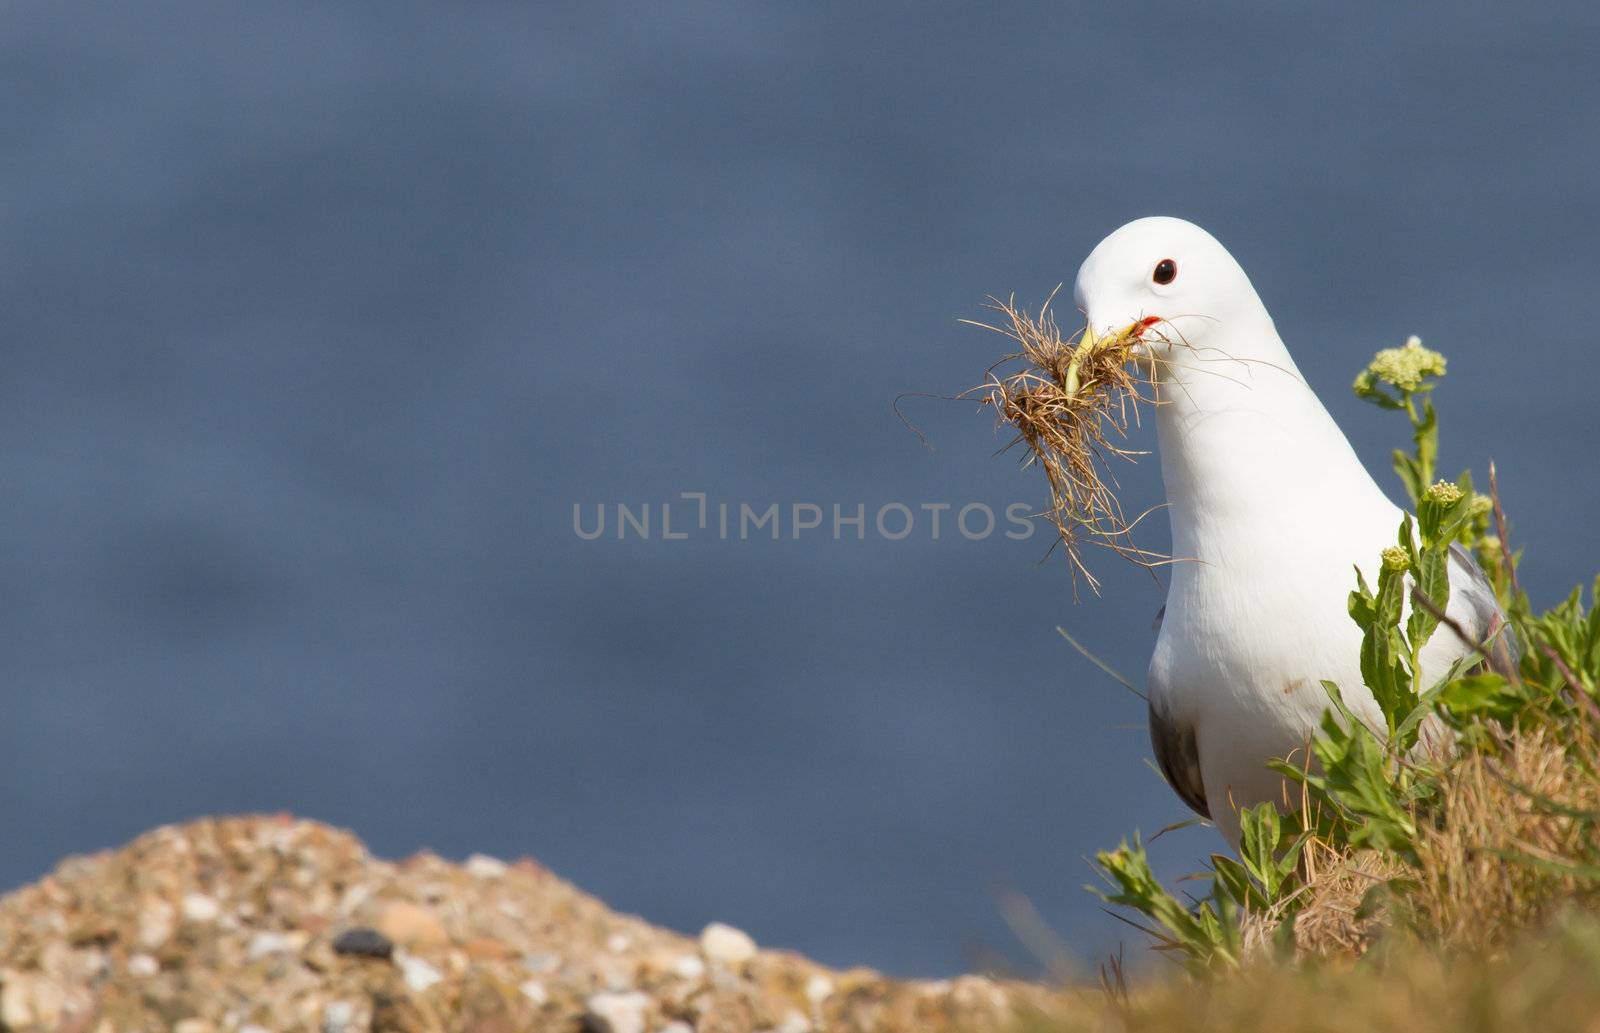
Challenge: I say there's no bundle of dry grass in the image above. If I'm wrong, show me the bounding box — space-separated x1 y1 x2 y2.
962 289 1163 592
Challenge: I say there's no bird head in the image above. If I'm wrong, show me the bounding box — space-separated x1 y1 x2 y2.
1072 216 1277 374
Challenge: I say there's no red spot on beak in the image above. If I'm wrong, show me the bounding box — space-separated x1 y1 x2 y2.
1136 316 1162 332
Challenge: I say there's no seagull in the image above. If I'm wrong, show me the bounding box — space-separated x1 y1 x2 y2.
1072 216 1506 846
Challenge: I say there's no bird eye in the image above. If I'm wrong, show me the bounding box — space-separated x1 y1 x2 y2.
1152 258 1177 285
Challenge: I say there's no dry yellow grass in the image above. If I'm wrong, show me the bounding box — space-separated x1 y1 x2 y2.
1408 722 1600 948
1222 720 1600 961
961 291 1164 593
1239 840 1407 960
1024 914 1600 1033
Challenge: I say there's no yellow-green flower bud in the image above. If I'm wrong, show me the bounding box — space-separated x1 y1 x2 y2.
1360 336 1447 393
1381 545 1410 572
1424 481 1463 505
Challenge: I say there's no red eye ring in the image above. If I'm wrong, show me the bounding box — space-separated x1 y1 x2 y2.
1153 258 1177 285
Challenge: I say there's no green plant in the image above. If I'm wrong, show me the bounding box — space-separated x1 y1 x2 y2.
1088 337 1600 970
1352 336 1447 506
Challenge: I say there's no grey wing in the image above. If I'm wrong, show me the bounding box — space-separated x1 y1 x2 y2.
1148 698 1209 819
1447 542 1521 667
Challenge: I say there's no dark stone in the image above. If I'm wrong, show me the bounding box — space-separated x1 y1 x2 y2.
332 926 395 960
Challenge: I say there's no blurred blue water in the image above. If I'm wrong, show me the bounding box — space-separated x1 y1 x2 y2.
2 1 1597 976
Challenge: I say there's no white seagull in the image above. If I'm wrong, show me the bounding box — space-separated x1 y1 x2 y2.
1072 216 1505 846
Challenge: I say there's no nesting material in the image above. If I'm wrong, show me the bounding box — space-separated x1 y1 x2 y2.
963 288 1165 592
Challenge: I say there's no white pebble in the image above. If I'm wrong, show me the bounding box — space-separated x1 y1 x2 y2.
337 883 374 916
699 922 757 966
585 990 652 1033
246 931 294 960
606 932 633 953
671 954 706 981
126 953 160 977
137 899 177 949
395 951 443 993
597 956 634 991
181 893 221 923
777 1010 812 1033
519 979 549 1006
0 983 27 1031
0 972 66 1028
322 1000 357 1033
804 974 834 1005
464 854 508 879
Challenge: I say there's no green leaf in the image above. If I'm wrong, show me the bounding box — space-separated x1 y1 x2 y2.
1391 450 1423 506
1361 548 1416 733
1239 804 1284 899
1272 910 1300 959
1437 673 1524 724
1210 854 1262 911
1309 717 1417 858
1091 837 1240 971
1406 547 1450 651
1393 672 1453 753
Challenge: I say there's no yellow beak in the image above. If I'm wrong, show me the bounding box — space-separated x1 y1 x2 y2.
1079 318 1153 354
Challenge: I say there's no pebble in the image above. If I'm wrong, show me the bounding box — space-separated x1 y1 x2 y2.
338 882 375 915
331 926 394 959
658 1024 695 1033
0 972 66 1029
699 922 757 966
375 901 450 950
584 990 652 1033
322 999 358 1033
519 979 549 1006
804 974 835 1005
953 975 1010 1013
126 953 161 977
523 951 560 973
606 931 632 953
464 854 508 879
776 1010 812 1033
137 898 177 948
596 956 635 991
395 950 443 993
181 893 222 923
246 930 297 960
671 953 706 981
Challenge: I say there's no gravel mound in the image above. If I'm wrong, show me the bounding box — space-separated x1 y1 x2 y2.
0 816 1046 1032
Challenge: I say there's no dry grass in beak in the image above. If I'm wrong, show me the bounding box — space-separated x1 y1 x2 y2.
962 288 1166 594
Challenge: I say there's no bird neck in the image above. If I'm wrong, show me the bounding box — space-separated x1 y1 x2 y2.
1152 326 1395 566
